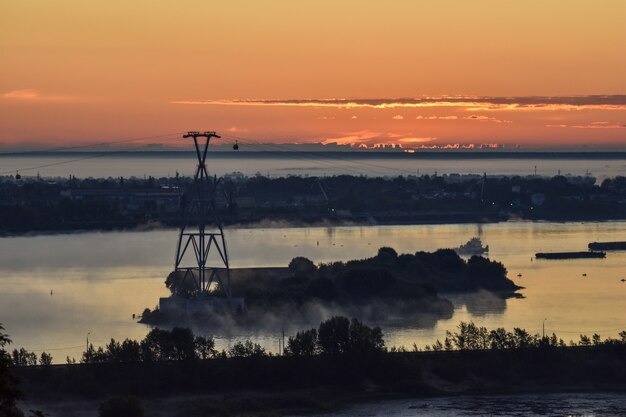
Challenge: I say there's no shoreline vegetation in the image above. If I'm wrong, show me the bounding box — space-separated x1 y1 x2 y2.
140 247 520 327
3 320 626 417
2 174 626 236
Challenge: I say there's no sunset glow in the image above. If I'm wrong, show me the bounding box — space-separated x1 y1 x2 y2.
1 1 625 149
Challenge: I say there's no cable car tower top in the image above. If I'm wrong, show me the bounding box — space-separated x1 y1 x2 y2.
174 131 232 299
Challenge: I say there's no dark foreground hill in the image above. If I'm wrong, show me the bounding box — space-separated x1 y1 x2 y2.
14 344 626 417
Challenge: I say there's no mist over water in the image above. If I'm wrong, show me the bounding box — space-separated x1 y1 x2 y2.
1 221 626 362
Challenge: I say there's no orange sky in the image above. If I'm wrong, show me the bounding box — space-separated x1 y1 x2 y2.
1 0 625 149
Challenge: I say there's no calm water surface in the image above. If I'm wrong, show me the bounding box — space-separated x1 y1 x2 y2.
0 221 625 362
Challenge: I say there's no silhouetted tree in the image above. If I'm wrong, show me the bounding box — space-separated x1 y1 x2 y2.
11 348 37 367
347 318 385 354
433 249 465 273
285 329 318 356
317 316 351 355
38 352 52 367
119 340 142 362
0 324 23 417
317 316 384 355
82 344 108 363
228 341 266 358
446 322 490 350
170 327 196 361
165 270 199 298
489 328 515 350
194 336 217 360
465 256 511 290
579 334 592 346
288 257 317 276
376 247 398 263
512 328 536 348
104 339 141 363
140 327 197 361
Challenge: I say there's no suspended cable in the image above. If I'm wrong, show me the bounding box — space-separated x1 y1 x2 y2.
0 133 183 176
219 134 392 177
220 133 391 176
218 136 367 176
0 139 179 176
0 132 186 156
220 133 420 177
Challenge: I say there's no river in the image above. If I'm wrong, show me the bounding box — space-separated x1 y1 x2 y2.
0 221 625 362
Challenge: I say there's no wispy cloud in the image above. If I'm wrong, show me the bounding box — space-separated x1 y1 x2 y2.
571 121 626 129
546 121 626 129
320 130 437 148
463 115 512 123
392 115 404 120
321 131 381 146
171 95 626 111
398 137 438 143
226 126 249 132
416 115 458 120
1 89 76 102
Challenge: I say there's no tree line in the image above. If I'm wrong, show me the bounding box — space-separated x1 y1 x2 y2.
4 320 626 417
392 321 626 353
6 319 626 370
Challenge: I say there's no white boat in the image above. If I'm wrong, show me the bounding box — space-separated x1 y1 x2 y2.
455 237 489 255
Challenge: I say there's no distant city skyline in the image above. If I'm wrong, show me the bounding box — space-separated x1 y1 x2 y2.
1 1 625 149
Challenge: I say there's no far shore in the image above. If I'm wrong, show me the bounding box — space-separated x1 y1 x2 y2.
3 216 626 239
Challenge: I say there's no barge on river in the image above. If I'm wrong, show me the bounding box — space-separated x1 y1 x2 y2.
588 241 626 251
535 251 606 260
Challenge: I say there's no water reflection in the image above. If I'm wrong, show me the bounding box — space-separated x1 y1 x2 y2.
447 290 509 317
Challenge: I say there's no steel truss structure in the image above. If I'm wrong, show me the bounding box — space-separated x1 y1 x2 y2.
174 131 231 299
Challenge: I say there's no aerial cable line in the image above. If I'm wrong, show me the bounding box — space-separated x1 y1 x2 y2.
0 140 179 176
220 133 420 177
239 140 373 177
0 132 186 156
218 135 369 176
219 133 382 175
219 134 391 177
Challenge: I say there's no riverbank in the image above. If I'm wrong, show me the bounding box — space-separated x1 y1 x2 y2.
16 344 626 416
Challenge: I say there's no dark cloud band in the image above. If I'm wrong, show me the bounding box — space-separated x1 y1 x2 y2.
172 95 626 110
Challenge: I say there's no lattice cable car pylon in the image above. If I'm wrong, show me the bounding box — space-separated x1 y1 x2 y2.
174 131 231 299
